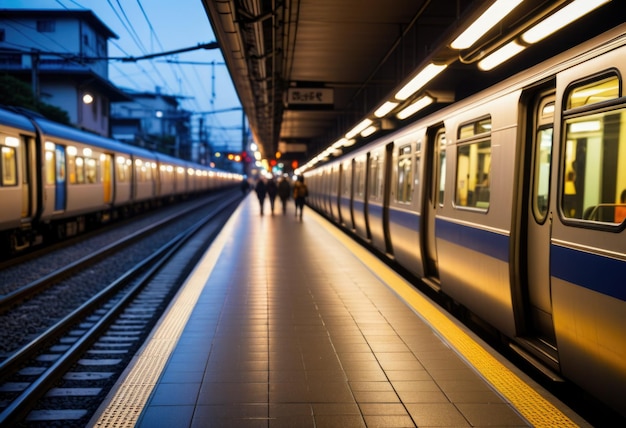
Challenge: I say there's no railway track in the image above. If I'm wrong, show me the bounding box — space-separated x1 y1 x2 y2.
0 191 242 426
0 192 231 306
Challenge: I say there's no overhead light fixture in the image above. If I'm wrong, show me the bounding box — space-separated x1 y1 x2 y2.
360 126 377 137
345 118 373 139
478 40 526 71
522 0 611 44
395 63 447 101
332 138 349 149
374 101 399 118
451 0 523 50
397 95 434 120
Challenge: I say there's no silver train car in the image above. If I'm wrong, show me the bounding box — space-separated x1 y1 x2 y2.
0 107 241 253
305 24 626 416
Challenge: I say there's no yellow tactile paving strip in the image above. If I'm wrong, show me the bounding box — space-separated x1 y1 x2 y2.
90 202 243 428
319 215 580 427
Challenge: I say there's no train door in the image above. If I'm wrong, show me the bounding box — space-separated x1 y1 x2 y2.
15 136 32 219
102 154 113 204
54 145 66 211
421 126 445 288
517 88 558 366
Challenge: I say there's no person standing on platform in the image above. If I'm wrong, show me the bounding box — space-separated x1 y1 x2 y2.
240 177 249 194
277 176 291 215
254 177 267 215
293 176 308 219
267 177 278 215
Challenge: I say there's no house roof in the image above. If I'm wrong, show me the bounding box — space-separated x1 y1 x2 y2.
0 9 119 40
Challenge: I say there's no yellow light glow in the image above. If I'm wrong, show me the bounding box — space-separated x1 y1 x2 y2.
395 63 447 101
522 0 611 44
478 40 526 71
360 125 377 137
451 0 523 50
345 118 373 139
4 136 19 147
374 101 399 118
396 95 434 120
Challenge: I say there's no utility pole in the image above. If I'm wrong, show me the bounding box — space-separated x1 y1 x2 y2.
30 49 40 102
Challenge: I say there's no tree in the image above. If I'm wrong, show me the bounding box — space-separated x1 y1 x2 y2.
0 73 70 124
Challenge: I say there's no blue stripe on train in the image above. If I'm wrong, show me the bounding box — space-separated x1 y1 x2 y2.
436 218 510 262
551 245 626 301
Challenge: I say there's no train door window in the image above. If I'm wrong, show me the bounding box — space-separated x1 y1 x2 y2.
369 151 383 199
455 117 491 210
44 142 56 185
116 156 129 182
1 143 17 186
135 159 146 182
436 131 447 206
415 140 422 195
396 145 413 203
342 161 351 198
562 75 625 224
355 156 365 197
85 157 97 183
532 99 555 222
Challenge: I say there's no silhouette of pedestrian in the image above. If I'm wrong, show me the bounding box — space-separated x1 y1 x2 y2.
277 176 291 215
255 178 267 215
293 176 308 219
267 178 278 215
240 177 249 194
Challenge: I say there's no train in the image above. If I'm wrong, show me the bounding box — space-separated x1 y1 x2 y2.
305 23 626 417
0 106 242 255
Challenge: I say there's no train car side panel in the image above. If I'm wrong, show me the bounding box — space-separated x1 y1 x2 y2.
549 45 626 416
435 95 519 337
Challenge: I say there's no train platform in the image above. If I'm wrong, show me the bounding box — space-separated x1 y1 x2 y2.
90 194 589 428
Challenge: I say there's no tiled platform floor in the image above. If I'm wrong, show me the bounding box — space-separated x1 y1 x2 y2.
94 195 586 427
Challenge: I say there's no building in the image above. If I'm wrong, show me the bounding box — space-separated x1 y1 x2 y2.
110 89 193 159
0 9 130 136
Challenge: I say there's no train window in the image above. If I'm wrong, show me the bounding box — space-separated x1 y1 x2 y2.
116 158 129 182
85 158 98 183
533 127 553 220
415 141 421 194
341 162 350 197
458 117 491 139
355 157 365 197
436 131 446 206
45 144 56 185
1 146 17 186
567 75 619 109
562 106 626 223
455 140 491 209
369 152 383 199
396 145 413 203
76 157 85 184
532 98 555 222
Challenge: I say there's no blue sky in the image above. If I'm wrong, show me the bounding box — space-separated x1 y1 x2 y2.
3 0 243 150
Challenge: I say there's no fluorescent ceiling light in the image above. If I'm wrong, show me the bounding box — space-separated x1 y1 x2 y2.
360 126 377 137
4 136 19 147
374 101 399 118
570 120 601 133
522 0 611 44
395 63 447 101
396 95 434 120
478 40 526 71
345 118 373 139
332 138 349 149
451 0 523 50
